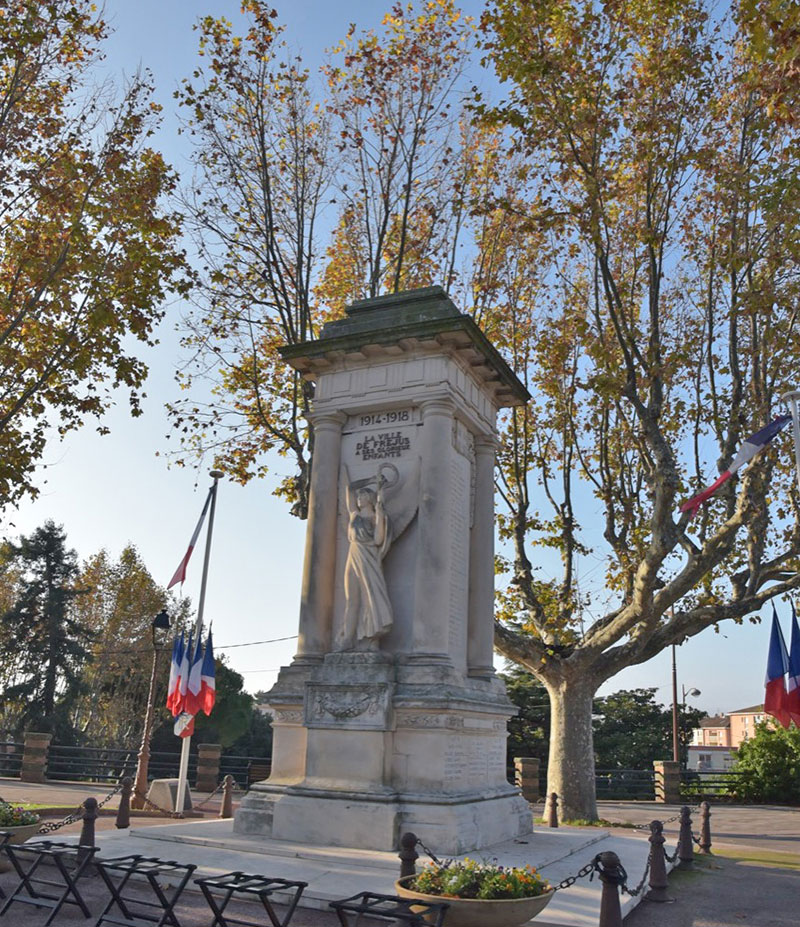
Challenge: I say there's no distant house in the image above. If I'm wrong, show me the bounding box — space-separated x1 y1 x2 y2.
727 704 766 745
691 714 731 748
687 704 767 770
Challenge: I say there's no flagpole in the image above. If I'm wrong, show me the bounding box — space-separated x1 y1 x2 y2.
175 469 223 814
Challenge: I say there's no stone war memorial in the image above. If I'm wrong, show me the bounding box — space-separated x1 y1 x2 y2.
235 286 534 853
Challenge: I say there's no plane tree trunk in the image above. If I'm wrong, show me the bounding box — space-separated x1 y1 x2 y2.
544 672 598 822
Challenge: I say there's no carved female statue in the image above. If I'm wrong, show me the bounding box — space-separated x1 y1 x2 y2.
340 467 394 650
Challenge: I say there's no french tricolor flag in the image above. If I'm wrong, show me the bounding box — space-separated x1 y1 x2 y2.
167 484 216 589
175 630 193 717
786 602 800 727
680 415 791 518
166 631 185 716
184 633 204 716
764 607 790 729
200 630 216 716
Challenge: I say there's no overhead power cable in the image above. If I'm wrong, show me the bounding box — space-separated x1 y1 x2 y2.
85 634 298 657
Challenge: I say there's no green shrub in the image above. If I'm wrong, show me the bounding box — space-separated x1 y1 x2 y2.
732 723 800 804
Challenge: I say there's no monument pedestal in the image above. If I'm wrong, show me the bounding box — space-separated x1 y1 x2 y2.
236 653 531 852
236 287 532 854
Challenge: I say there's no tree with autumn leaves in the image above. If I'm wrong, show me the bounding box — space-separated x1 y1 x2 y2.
169 0 800 819
0 0 186 507
481 0 800 817
167 0 474 515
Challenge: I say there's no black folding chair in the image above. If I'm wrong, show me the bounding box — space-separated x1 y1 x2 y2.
94 854 196 927
195 871 307 927
0 839 97 925
0 830 9 900
330 891 449 927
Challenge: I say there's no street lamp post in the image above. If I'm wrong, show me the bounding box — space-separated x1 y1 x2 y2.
683 684 702 705
672 644 702 763
131 609 171 810
671 641 701 765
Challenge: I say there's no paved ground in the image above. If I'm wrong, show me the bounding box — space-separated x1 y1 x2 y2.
623 853 799 926
597 800 800 857
1 780 798 925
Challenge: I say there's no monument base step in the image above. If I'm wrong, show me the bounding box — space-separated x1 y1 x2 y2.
235 783 532 853
63 819 660 926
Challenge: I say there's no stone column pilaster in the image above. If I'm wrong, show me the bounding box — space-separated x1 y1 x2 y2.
653 759 681 803
514 757 540 803
20 731 51 783
468 434 498 677
195 743 222 792
412 397 455 656
296 410 348 662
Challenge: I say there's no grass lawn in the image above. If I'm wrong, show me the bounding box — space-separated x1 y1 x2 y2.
17 803 79 812
713 846 800 871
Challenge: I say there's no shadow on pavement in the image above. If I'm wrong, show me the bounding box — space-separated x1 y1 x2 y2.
623 854 798 926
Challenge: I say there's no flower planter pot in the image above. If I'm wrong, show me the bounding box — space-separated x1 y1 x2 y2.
395 876 555 927
0 822 40 872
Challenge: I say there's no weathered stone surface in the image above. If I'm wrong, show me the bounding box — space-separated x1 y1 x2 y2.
147 778 193 812
236 288 531 853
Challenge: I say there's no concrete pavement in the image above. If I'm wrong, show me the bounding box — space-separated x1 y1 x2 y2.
2 781 798 925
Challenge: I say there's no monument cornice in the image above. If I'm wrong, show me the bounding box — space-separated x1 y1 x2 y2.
280 287 530 408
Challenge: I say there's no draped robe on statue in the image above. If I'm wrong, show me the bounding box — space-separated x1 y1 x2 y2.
344 508 393 642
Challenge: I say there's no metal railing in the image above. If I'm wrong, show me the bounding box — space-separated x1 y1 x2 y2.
680 769 743 801
595 768 656 800
0 740 23 777
220 754 264 789
45 745 199 784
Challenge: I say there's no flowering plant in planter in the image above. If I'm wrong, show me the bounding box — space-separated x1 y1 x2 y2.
0 800 39 828
411 858 551 900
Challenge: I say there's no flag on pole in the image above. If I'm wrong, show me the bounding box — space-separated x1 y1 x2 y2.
174 630 193 717
185 633 204 716
166 631 185 715
786 602 800 727
764 606 791 728
167 484 216 589
200 630 216 716
680 415 792 518
174 712 195 738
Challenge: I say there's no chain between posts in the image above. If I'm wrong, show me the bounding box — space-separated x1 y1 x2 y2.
663 844 680 863
37 804 84 835
132 780 227 817
193 780 226 811
621 848 651 897
132 786 185 819
553 857 601 891
27 775 224 832
36 779 126 834
96 780 125 811
414 836 441 865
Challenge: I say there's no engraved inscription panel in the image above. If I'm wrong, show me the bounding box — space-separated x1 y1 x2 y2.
443 734 506 787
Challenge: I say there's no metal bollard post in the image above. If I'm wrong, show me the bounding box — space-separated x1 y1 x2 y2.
547 792 559 828
677 805 694 870
219 774 234 819
699 801 712 854
644 820 673 903
399 832 419 879
596 851 626 927
116 777 132 829
77 797 98 865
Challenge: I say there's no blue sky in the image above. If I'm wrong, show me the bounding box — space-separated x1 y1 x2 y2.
4 0 779 716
